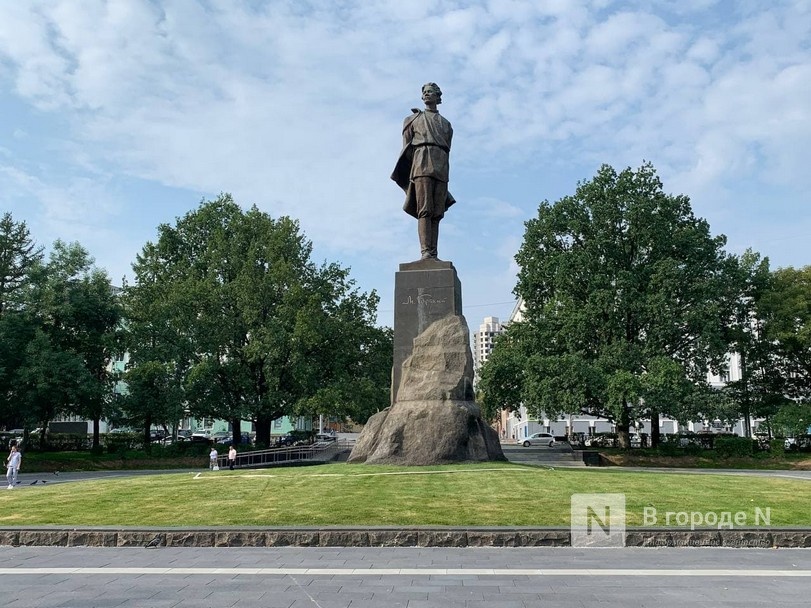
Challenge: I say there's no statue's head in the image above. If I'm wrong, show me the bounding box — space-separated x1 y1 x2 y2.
422 82 442 105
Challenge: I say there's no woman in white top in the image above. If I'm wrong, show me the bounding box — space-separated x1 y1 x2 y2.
6 445 21 489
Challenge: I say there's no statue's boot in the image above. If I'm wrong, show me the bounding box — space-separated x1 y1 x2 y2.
430 219 440 258
418 217 434 259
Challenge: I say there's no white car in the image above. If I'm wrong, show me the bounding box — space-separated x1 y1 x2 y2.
518 432 556 447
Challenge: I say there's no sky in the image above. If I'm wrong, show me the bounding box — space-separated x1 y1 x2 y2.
1 0 809 329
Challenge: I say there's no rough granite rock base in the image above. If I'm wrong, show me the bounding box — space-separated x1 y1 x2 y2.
349 315 505 465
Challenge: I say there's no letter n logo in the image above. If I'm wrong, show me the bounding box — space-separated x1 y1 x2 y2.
571 494 626 547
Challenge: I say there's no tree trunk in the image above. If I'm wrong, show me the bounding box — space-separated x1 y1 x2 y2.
143 414 152 452
650 408 660 448
230 416 241 446
617 399 631 449
255 415 272 447
92 417 101 450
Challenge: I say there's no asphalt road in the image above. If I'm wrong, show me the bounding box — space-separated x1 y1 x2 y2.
0 546 809 607
8 468 201 489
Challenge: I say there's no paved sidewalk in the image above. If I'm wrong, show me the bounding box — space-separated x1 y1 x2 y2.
1 546 810 607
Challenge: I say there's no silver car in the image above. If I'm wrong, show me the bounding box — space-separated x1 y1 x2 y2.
518 432 556 447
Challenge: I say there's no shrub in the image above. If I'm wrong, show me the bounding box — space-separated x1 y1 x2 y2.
714 436 755 458
657 440 681 457
683 442 703 456
105 433 141 453
153 442 209 458
44 433 91 452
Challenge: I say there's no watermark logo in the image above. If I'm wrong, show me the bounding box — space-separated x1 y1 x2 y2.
570 493 626 547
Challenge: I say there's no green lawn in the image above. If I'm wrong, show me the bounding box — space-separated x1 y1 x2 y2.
1 462 808 528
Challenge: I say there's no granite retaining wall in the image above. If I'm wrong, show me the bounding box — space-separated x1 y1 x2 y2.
1 528 809 548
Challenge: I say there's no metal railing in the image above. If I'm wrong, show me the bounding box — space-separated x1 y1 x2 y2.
218 439 354 469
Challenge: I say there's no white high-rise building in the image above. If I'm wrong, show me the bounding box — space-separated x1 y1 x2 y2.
473 316 504 371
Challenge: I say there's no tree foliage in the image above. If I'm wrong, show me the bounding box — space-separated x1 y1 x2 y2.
721 250 788 436
0 212 43 316
764 266 811 403
479 163 740 447
125 195 390 445
0 231 121 445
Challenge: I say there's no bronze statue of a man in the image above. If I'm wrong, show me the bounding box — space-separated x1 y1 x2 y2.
391 82 456 260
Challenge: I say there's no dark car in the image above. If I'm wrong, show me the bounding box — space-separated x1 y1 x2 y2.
175 429 192 442
215 432 252 446
274 434 296 447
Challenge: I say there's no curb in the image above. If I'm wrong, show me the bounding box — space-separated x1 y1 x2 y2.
1 527 809 548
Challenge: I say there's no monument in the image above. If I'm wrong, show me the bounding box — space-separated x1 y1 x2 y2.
348 84 504 465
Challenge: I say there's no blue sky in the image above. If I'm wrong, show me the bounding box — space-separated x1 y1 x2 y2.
1 0 809 328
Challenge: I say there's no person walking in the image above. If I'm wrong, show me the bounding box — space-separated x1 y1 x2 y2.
209 446 219 470
228 445 237 471
6 445 21 489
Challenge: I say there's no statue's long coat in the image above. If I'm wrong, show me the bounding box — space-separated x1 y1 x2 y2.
391 109 456 218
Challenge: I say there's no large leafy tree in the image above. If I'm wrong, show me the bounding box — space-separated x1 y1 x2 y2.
722 250 788 437
121 361 184 448
0 212 43 316
765 266 811 403
126 195 390 446
0 213 43 428
480 163 739 447
17 242 122 447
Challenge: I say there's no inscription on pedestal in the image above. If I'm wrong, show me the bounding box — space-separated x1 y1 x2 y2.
392 260 462 403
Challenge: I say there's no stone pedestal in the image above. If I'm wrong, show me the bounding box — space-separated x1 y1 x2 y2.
348 260 504 466
392 259 462 404
348 315 505 465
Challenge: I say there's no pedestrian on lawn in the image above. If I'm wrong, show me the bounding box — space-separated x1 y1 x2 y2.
6 445 21 489
228 445 237 471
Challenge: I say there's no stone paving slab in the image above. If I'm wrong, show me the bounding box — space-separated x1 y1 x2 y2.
1 546 809 607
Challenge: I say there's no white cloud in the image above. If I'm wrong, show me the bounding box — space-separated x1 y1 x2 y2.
0 0 809 314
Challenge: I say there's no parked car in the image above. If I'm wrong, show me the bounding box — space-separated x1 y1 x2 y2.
214 432 252 446
190 429 212 443
518 432 556 448
175 429 192 442
274 434 296 447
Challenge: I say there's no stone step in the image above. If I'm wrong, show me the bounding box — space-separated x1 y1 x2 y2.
502 445 587 467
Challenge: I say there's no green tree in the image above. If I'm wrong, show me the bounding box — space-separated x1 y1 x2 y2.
127 195 390 446
0 213 43 429
765 266 811 403
0 212 43 316
19 242 121 447
15 330 91 437
722 250 787 437
771 402 811 439
121 361 184 448
480 163 738 448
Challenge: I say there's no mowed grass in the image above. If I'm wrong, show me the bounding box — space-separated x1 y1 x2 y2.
0 462 808 527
